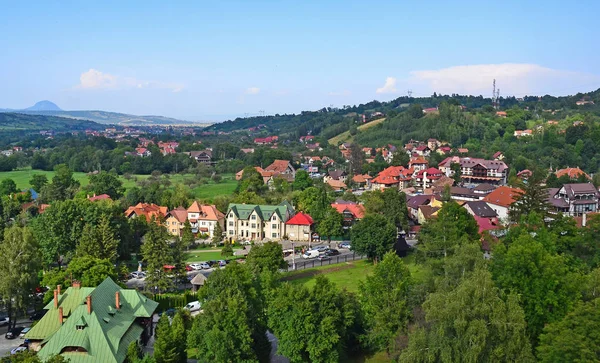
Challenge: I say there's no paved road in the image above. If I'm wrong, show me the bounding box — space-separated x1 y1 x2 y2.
0 319 32 358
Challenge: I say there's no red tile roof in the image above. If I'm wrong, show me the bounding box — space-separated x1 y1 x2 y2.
482 186 523 207
265 160 293 174
88 194 112 202
286 212 314 226
331 203 366 219
555 167 590 180
167 207 188 223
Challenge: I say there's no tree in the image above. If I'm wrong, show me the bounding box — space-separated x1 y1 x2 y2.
188 263 270 362
349 143 364 174
76 215 119 262
245 241 286 274
317 207 343 243
537 299 600 362
29 174 48 193
351 214 396 262
66 256 118 287
220 239 233 257
171 237 187 284
292 169 313 191
491 233 582 342
154 314 178 363
125 341 143 363
237 167 265 194
391 150 409 167
267 277 363 363
296 186 329 221
42 164 80 201
509 171 550 223
181 220 195 249
359 252 412 353
88 171 125 199
211 222 223 246
0 178 17 196
401 268 534 362
141 222 173 293
450 162 461 184
0 225 41 328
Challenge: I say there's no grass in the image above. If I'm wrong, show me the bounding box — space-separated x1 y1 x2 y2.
284 253 427 293
328 118 386 145
0 168 237 202
184 247 243 262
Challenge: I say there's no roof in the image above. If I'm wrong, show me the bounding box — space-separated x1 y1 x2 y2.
124 203 167 222
352 174 372 183
465 201 498 218
409 156 428 165
407 195 433 210
88 194 112 202
29 278 158 363
419 205 440 219
167 207 188 223
482 186 522 207
227 202 293 222
265 160 293 174
473 183 496 193
327 170 346 180
331 203 365 219
561 183 599 199
474 216 500 233
492 151 503 158
439 157 508 172
286 212 314 226
555 167 590 180
326 179 347 190
191 273 207 286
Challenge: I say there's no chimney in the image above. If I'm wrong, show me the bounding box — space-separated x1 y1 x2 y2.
115 291 120 310
57 284 61 296
72 281 81 289
53 289 58 308
58 307 63 325
86 295 92 314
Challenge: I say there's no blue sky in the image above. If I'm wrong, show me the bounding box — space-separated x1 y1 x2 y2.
2 0 600 121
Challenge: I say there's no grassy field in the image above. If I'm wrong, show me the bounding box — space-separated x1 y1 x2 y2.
284 253 426 293
184 248 243 262
0 168 237 202
328 117 386 145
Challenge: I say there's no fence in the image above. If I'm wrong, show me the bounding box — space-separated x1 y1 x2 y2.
285 252 366 272
148 290 198 311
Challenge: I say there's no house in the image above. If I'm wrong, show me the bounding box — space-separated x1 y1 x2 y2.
187 150 212 164
352 174 372 189
299 135 315 143
254 136 278 145
326 179 347 192
124 203 167 222
423 107 438 114
331 202 365 229
438 157 509 185
25 278 158 362
482 186 522 221
165 207 188 237
362 147 375 157
547 183 599 216
427 138 441 150
555 167 590 180
576 100 594 106
436 146 452 155
236 167 272 183
285 212 314 242
547 120 559 126
226 202 294 241
87 194 112 202
241 148 255 154
187 201 225 237
407 195 441 222
517 169 532 181
473 183 496 196
414 167 444 190
417 205 441 224
573 120 584 126
370 166 412 191
514 130 533 138
305 156 321 164
495 111 507 118
264 160 296 181
413 145 431 157
443 186 482 201
135 147 151 157
492 151 504 161
457 148 469 154
464 201 498 219
324 170 347 183
409 157 428 172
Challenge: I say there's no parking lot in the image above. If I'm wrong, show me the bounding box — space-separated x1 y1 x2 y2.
0 319 32 358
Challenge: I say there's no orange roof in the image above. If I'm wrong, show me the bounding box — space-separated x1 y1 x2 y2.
327 179 347 190
167 207 188 223
187 200 201 213
555 167 590 180
482 186 523 207
125 203 168 222
88 194 112 202
409 156 428 165
286 212 314 226
331 203 365 219
265 159 292 174
352 174 372 183
199 205 225 221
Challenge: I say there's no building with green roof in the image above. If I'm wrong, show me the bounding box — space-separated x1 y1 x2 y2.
25 278 158 362
226 201 295 241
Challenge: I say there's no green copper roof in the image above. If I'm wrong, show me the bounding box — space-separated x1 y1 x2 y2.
28 278 158 363
227 201 294 221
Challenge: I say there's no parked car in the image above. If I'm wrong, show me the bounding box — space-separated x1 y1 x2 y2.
189 263 203 270
317 255 331 261
312 245 329 252
6 327 24 339
185 265 193 272
206 260 218 267
129 271 146 279
29 311 45 321
184 301 202 312
0 316 9 327
326 249 340 256
338 242 351 249
218 260 227 267
18 328 30 339
302 250 320 259
10 345 27 355
158 308 176 317
200 262 211 270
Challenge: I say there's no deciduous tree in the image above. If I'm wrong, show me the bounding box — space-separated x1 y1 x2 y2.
351 214 396 262
88 171 125 199
246 241 286 274
317 207 343 243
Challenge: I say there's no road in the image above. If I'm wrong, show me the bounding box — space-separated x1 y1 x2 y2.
0 319 32 358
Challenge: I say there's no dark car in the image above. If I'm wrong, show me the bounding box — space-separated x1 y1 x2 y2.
326 249 340 256
158 308 176 317
6 327 24 339
317 255 331 261
29 311 45 321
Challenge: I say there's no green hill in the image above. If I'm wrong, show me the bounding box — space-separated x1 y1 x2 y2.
5 110 208 126
0 112 103 133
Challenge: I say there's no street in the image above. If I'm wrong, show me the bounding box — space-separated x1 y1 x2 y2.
0 319 32 358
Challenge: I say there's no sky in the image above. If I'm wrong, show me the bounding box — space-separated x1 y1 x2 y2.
2 0 600 121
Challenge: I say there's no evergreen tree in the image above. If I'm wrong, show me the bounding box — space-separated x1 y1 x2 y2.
125 341 143 363
154 314 178 363
141 221 173 293
211 222 223 246
181 220 194 250
509 171 550 223
220 239 233 257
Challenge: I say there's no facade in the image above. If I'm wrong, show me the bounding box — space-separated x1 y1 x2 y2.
439 157 508 185
482 186 522 222
285 212 314 241
165 207 188 236
188 150 212 164
187 201 225 237
331 202 365 229
548 183 599 216
414 167 444 190
226 202 294 241
25 278 158 362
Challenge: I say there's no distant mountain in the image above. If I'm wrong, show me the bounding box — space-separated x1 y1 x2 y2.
0 101 211 126
0 113 102 133
25 100 62 111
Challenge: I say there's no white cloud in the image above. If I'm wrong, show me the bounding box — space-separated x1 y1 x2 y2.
75 69 184 93
376 77 397 94
408 63 600 96
328 90 351 96
245 87 260 95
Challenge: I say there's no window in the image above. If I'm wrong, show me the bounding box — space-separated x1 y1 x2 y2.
272 233 278 238
229 213 234 218
272 215 277 221
229 230 234 235
272 224 278 229
228 221 234 226
202 221 206 226
251 223 256 229
251 215 256 220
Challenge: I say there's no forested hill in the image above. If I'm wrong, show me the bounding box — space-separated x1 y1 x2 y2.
0 110 199 126
207 88 600 139
0 113 103 133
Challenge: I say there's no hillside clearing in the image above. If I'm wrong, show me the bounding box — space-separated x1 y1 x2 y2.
328 117 386 145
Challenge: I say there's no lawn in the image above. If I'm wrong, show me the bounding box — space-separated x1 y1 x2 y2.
283 253 426 293
184 248 243 263
0 168 237 201
328 117 386 145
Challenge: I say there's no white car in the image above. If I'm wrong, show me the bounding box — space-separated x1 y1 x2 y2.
10 346 27 355
0 316 9 327
200 262 211 270
302 250 319 259
184 301 202 312
189 263 203 270
130 271 146 279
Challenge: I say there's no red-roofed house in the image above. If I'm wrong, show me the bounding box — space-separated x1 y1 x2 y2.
370 166 412 191
87 193 112 202
514 130 533 138
482 186 522 221
492 151 504 161
187 201 225 237
285 212 314 241
254 136 278 145
125 203 167 223
413 145 431 157
436 146 452 155
135 147 151 157
555 167 591 180
409 157 428 172
331 203 365 228
414 167 444 190
495 111 507 118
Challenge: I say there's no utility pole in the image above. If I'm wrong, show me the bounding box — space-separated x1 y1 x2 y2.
291 241 296 270
407 89 413 98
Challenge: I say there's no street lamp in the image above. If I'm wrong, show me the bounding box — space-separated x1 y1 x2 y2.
291 241 296 270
